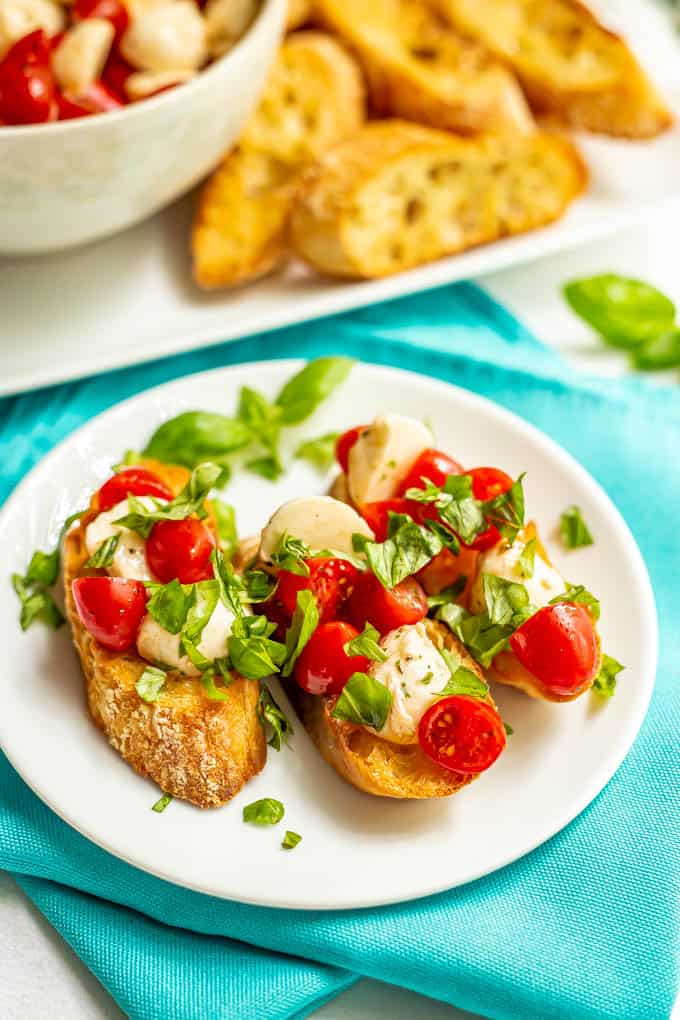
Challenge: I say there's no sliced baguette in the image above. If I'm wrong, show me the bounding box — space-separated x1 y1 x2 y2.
286 0 312 31
192 31 366 289
433 0 672 138
289 119 586 279
315 0 533 135
63 458 266 808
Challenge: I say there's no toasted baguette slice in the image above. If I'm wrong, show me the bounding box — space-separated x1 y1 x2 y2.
289 119 586 279
192 31 365 289
63 458 266 808
433 0 672 138
283 618 497 798
315 0 533 135
287 0 312 31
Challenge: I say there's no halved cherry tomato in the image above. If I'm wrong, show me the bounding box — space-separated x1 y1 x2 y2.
397 448 463 496
146 518 214 584
347 571 427 635
416 545 479 599
509 602 599 698
77 80 124 113
465 466 514 552
56 93 92 120
72 576 147 652
418 695 505 775
73 0 129 39
269 557 359 626
102 48 133 98
0 32 55 125
96 468 173 512
360 498 415 542
294 621 369 696
335 425 366 474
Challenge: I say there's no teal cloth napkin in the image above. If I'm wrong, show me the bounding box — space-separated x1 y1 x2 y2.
0 283 678 1020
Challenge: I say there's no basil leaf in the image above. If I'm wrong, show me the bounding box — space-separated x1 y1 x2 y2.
24 548 60 587
483 474 525 545
295 432 340 471
564 275 675 348
151 792 173 813
482 574 531 626
147 578 190 634
344 622 387 662
238 385 281 433
243 797 285 825
549 583 600 621
437 603 512 669
183 580 219 645
143 412 252 468
114 462 221 538
593 654 624 699
426 576 467 608
504 722 514 736
213 499 238 558
270 533 311 577
436 659 488 700
12 574 64 631
84 534 119 569
228 616 286 680
136 666 167 703
113 450 143 471
246 455 283 481
559 505 594 549
632 328 680 371
200 669 230 701
406 475 484 546
275 357 354 425
518 538 536 579
282 589 319 677
423 519 461 555
331 672 392 729
211 549 246 617
257 684 294 750
243 569 278 603
361 516 442 589
281 830 302 850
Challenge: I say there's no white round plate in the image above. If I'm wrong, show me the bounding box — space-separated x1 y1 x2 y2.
0 361 657 910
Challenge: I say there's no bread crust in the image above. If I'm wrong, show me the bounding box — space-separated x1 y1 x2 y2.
63 458 266 808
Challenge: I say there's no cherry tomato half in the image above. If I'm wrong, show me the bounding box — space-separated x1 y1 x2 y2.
269 557 359 625
73 0 129 40
418 695 506 775
102 48 133 98
361 498 416 542
465 466 514 552
146 518 214 584
96 468 173 512
56 93 92 120
347 571 427 635
76 80 124 113
335 425 366 474
294 621 369 697
72 576 147 652
397 448 463 496
509 602 599 698
0 32 55 125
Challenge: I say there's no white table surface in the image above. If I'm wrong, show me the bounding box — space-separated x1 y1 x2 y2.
3 203 679 1020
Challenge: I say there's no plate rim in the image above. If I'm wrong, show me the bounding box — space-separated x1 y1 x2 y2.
0 359 659 909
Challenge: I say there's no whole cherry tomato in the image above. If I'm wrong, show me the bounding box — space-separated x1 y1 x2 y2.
55 93 92 120
347 571 427 635
509 602 599 698
335 425 366 474
360 498 416 542
96 468 173 512
465 466 514 552
269 557 359 625
294 621 369 696
397 448 463 496
146 518 214 584
418 695 506 774
73 0 129 39
0 31 55 125
72 576 147 652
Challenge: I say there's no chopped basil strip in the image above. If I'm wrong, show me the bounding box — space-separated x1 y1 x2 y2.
632 328 680 371
147 578 190 634
295 432 341 471
482 574 532 627
114 462 222 538
275 357 354 425
270 533 311 577
436 647 488 699
559 505 594 550
183 581 220 644
228 615 286 680
282 589 319 677
593 654 624 699
136 666 168 703
344 622 387 662
437 603 515 669
246 455 283 481
331 672 392 729
281 830 302 850
12 574 64 631
211 549 247 617
563 275 675 348
84 534 119 569
483 474 525 545
243 797 285 825
354 512 442 589
151 792 173 813
200 670 231 701
426 576 468 609
406 474 483 546
257 684 294 750
549 583 600 621
143 411 252 468
518 538 536 579
112 450 142 471
504 722 514 736
243 569 278 603
212 498 238 558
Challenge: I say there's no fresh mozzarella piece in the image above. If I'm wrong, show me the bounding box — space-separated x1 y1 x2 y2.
368 622 451 744
52 19 115 95
0 0 65 61
84 497 161 582
124 68 195 101
259 496 374 562
347 414 431 506
136 599 238 677
470 529 566 613
121 1 207 72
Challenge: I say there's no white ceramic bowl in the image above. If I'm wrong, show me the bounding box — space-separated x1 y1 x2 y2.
0 0 286 255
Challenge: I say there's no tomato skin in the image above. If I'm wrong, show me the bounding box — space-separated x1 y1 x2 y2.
56 93 92 120
96 468 173 512
77 80 124 112
146 518 214 584
465 466 514 552
397 448 463 496
270 557 359 625
335 425 366 474
0 32 55 125
419 695 506 775
347 571 427 635
360 498 416 542
294 621 369 697
509 602 599 697
73 0 129 39
102 48 133 97
72 577 147 652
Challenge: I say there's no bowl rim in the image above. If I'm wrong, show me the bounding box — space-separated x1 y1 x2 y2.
0 0 283 138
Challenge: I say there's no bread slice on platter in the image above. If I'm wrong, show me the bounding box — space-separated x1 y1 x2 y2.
289 119 587 279
433 0 672 138
63 459 266 808
283 618 493 798
192 30 366 289
314 0 534 135
286 0 313 31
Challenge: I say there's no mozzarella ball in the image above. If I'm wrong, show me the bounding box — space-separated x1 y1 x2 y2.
52 18 114 95
0 0 64 60
121 1 207 72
